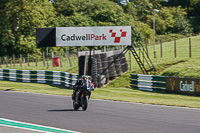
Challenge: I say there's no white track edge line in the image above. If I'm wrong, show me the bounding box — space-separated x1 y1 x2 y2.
0 124 51 133
0 118 81 133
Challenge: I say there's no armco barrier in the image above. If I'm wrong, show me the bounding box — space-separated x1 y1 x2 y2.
0 69 81 88
130 73 166 91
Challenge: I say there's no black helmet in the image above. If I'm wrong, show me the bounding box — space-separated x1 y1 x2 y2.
82 76 87 81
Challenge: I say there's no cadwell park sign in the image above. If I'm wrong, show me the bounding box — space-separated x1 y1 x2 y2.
36 26 131 47
130 74 200 96
166 77 200 95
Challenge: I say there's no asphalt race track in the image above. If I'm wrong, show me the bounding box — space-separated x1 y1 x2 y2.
1 90 200 133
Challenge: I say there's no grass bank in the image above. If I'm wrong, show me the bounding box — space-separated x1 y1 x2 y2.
1 80 200 108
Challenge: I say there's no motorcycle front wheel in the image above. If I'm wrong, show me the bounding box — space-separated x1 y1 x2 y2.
73 101 80 110
81 96 88 111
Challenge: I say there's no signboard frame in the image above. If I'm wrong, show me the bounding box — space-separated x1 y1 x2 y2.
36 26 131 48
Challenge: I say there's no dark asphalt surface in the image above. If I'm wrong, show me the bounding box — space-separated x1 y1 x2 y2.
1 90 200 133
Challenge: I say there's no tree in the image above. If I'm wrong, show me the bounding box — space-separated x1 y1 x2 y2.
0 0 56 56
149 0 163 9
190 0 200 33
0 0 13 56
165 0 199 17
147 6 192 35
130 0 153 22
54 0 92 16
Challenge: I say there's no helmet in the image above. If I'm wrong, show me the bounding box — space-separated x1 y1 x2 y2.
82 76 87 81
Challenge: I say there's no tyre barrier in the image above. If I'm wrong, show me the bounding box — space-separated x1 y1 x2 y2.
101 54 109 79
96 55 103 74
107 56 117 78
100 53 107 62
120 54 128 73
91 57 98 87
78 56 85 75
78 49 128 87
0 69 82 88
114 54 122 76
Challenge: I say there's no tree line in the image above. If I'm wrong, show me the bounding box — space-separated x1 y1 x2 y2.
0 0 199 57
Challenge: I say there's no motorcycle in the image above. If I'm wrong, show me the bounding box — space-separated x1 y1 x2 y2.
72 76 94 111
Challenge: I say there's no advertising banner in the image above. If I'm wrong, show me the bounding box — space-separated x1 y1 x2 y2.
56 26 131 46
166 77 200 95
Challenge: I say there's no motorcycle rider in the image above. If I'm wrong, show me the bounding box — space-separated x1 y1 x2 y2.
72 76 93 101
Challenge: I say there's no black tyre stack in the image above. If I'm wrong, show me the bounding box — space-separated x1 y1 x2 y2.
91 57 98 88
95 54 102 74
78 56 85 75
114 54 122 76
107 56 117 80
100 53 109 84
120 54 128 73
101 54 108 75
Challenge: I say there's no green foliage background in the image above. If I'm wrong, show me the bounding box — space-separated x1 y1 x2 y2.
0 0 199 56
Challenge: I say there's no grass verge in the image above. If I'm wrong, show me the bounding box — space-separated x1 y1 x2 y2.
1 80 200 108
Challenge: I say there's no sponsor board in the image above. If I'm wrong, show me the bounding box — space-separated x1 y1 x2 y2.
56 26 131 46
166 77 200 95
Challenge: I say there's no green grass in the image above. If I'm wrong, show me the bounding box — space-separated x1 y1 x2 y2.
1 80 200 108
0 61 79 74
126 35 200 75
94 87 200 108
0 80 72 95
160 57 200 78
0 55 79 73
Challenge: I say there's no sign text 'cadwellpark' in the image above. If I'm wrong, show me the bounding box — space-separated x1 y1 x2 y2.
56 26 131 46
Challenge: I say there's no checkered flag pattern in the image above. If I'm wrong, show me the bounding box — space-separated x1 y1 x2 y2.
109 29 127 43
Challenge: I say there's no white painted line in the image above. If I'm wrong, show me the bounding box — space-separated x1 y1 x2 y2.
0 118 81 133
0 124 50 133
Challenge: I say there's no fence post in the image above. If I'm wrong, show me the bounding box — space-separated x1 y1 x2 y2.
0 57 2 68
5 56 8 67
84 52 88 75
146 43 149 58
78 47 80 52
20 54 22 67
73 53 76 66
130 50 132 70
35 52 38 67
9 58 12 67
43 52 45 67
27 53 30 67
67 51 72 67
58 51 62 68
189 38 191 58
160 40 163 58
51 52 54 67
174 39 176 58
13 54 15 67
104 46 107 52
